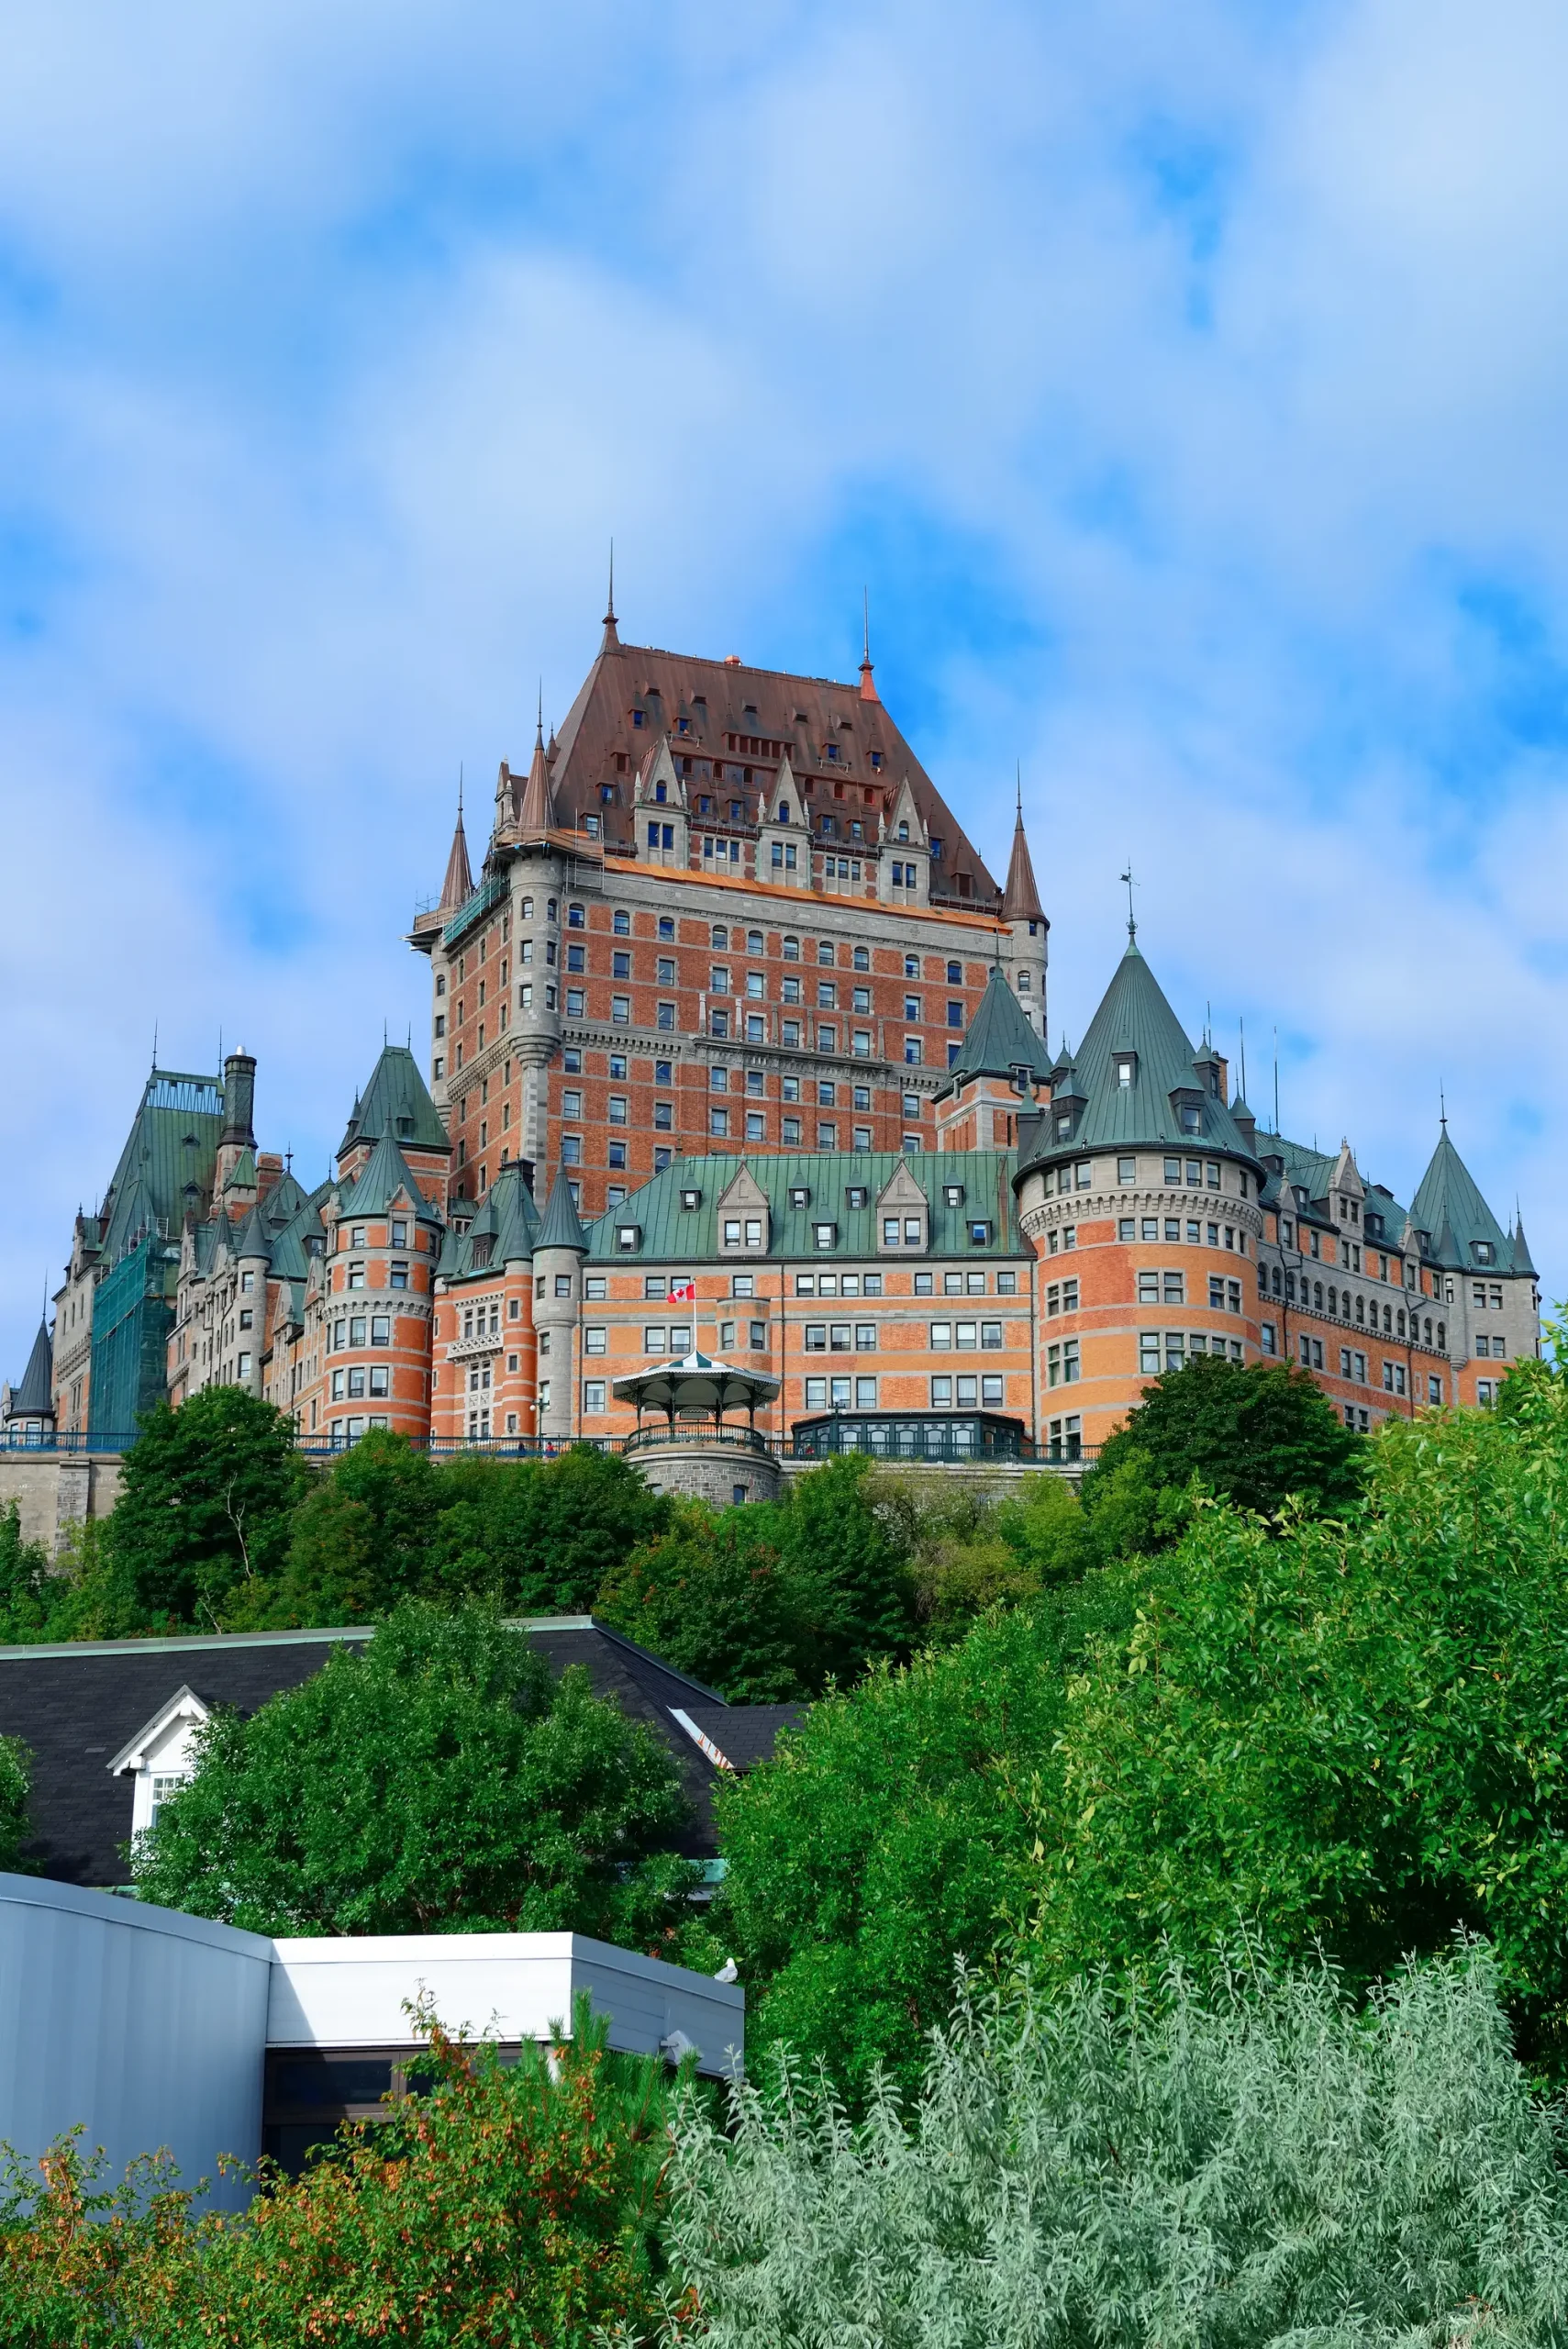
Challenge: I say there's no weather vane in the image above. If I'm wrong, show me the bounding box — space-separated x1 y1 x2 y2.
1119 863 1138 938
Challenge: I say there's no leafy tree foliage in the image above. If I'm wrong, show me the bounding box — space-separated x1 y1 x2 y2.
712 1599 1106 2096
0 1999 693 2347
598 1454 918 1701
720 1347 1568 2090
0 1508 61 1644
131 1601 695 1944
91 1390 307 1634
1082 1352 1364 1531
667 1943 1568 2349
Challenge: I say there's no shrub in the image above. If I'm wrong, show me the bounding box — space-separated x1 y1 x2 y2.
666 1941 1568 2348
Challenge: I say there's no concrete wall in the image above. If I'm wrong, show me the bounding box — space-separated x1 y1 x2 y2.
0 1876 272 2210
0 1453 123 1554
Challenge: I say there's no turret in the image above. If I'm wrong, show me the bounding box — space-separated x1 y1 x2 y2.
533 1165 588 1440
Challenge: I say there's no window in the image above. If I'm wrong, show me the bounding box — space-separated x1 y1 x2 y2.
814 1223 837 1250
1046 1339 1080 1386
583 1381 606 1414
1138 1271 1160 1305
584 1327 607 1356
1383 1360 1407 1397
370 1315 391 1346
1261 1322 1276 1355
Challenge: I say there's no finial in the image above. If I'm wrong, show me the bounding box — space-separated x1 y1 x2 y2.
1016 761 1023 821
1239 1016 1247 1103
1119 863 1138 938
536 679 544 746
606 539 616 626
862 586 870 667
151 1019 158 1071
383 1017 388 1046
1440 1082 1447 1133
285 1145 293 1173
457 762 463 818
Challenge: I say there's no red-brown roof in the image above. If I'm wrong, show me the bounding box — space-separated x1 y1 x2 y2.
539 628 1000 906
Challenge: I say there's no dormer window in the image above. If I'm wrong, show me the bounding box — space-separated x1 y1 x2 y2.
871 751 884 770
898 820 909 841
845 1186 869 1209
1181 1105 1202 1133
654 780 667 804
778 802 790 823
825 742 840 761
681 1189 702 1210
789 1186 811 1208
677 718 691 735
1473 1241 1495 1265
632 709 645 728
1056 1112 1073 1138
1116 1055 1135 1087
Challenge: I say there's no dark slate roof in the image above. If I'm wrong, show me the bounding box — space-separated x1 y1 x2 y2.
338 1045 450 1159
99 1070 226 1266
1409 1128 1516 1271
940 966 1052 1089
0 1618 788 1885
1018 939 1262 1175
586 1152 1026 1262
679 1702 806 1772
8 1321 53 1418
537 1163 589 1253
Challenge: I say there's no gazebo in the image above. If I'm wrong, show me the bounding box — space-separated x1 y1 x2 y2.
611 1351 781 1441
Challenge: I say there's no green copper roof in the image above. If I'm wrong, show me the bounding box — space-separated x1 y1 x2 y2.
441 1163 540 1282
1019 940 1261 1171
586 1152 1024 1263
339 1045 450 1159
339 1130 445 1225
941 966 1052 1089
538 1164 589 1253
8 1320 53 1418
266 1183 332 1281
1410 1129 1515 1272
98 1069 225 1266
234 1201 273 1260
222 1145 258 1194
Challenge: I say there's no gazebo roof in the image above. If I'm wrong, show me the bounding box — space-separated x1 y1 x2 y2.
611 1351 781 1415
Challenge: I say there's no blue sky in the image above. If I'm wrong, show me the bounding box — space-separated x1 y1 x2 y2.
5 0 1567 1377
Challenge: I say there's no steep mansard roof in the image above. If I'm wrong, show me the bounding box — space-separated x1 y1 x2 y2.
338 1045 450 1159
940 964 1053 1089
439 1162 540 1281
1019 938 1262 1173
534 626 1000 907
7 1321 53 1417
1409 1128 1520 1272
586 1152 1025 1262
98 1069 226 1265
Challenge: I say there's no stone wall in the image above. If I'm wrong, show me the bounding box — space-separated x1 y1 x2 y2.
0 1454 123 1554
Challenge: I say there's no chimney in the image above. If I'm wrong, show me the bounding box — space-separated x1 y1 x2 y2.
221 1052 257 1148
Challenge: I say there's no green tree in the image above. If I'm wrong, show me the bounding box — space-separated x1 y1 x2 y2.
1082 1352 1363 1530
94 1389 307 1634
598 1456 917 1702
131 1600 695 1945
0 1508 63 1643
0 1710 30 1873
478 1444 673 1615
1010 1345 1568 2068
250 1429 441 1625
713 1599 1101 2098
667 1943 1568 2349
597 1497 806 1701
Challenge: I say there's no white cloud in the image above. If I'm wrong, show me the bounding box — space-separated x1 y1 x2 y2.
5 0 1568 1378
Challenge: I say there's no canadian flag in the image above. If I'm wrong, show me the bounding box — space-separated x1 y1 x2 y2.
668 1277 695 1305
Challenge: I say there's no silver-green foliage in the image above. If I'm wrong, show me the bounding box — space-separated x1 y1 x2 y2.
665 1943 1568 2348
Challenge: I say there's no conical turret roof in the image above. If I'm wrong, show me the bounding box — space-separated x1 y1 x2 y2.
340 1130 445 1226
235 1200 273 1261
1019 935 1262 1170
537 1163 587 1253
518 719 557 836
1001 802 1045 926
1409 1127 1513 1271
1511 1214 1538 1279
8 1320 53 1418
439 794 473 912
940 965 1052 1090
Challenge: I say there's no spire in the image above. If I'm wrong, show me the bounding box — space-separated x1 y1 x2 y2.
518 696 557 836
858 588 879 703
1120 862 1138 941
601 542 620 653
1002 773 1045 924
8 1319 53 1419
438 771 473 911
537 1163 588 1253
